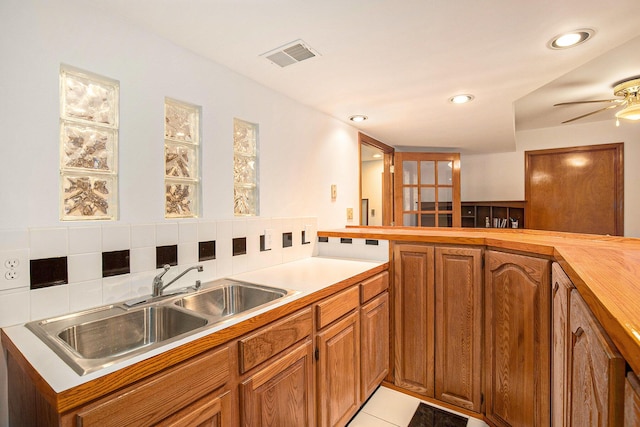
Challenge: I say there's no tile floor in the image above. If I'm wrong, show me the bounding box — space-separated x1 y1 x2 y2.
347 386 489 427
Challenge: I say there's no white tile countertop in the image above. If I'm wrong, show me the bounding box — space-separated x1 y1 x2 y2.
2 256 384 393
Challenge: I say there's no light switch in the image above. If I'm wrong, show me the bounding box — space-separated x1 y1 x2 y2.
347 208 353 220
331 184 337 200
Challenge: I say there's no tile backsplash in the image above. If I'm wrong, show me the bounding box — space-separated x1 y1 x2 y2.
0 217 319 327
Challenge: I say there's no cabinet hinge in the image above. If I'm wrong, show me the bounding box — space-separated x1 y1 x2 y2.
314 348 319 361
390 165 395 173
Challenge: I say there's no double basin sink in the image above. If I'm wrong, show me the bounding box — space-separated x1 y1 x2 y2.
26 279 296 375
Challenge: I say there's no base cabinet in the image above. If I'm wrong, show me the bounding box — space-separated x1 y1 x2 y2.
360 292 389 401
626 372 640 427
569 289 625 426
158 391 231 427
392 243 483 413
316 310 361 427
484 250 550 427
240 341 315 427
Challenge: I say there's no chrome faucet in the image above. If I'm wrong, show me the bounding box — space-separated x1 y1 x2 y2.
152 264 203 297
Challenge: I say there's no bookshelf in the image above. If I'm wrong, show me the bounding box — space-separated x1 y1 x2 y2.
461 201 526 229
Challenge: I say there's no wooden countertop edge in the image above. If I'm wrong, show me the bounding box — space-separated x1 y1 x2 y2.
319 227 640 375
1 263 388 413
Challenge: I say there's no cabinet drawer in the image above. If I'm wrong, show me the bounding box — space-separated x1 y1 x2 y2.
360 271 389 303
239 308 313 374
72 346 230 426
316 285 359 329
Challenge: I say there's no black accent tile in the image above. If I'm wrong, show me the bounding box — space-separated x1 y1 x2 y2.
199 240 216 261
301 230 310 245
102 250 130 278
365 239 379 246
408 402 467 427
233 237 247 256
156 245 178 268
282 232 293 248
260 235 271 252
340 238 353 244
318 236 329 243
30 257 68 290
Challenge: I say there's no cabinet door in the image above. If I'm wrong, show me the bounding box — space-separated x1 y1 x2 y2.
484 250 551 427
625 372 640 427
317 311 360 427
240 340 314 427
569 290 625 427
393 243 435 396
434 246 482 412
552 262 574 427
361 292 390 401
157 390 231 427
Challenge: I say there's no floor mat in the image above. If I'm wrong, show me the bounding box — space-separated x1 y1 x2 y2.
407 402 468 427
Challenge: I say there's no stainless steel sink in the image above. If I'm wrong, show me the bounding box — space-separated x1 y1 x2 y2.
57 306 208 359
174 281 289 319
26 305 209 375
25 279 296 376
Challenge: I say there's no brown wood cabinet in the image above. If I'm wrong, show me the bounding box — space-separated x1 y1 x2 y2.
316 310 361 427
569 289 625 426
393 243 435 396
551 262 574 427
360 289 389 401
157 391 231 427
240 340 315 427
484 250 551 427
625 372 640 427
61 346 231 427
392 243 483 414
434 246 483 412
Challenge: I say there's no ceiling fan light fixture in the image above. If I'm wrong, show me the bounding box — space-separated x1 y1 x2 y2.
615 104 640 121
449 94 474 104
613 78 640 121
548 29 594 49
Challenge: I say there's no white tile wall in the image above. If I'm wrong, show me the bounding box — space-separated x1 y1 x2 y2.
0 217 345 328
318 237 389 262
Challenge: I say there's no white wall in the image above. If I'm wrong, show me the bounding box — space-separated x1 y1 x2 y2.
0 0 360 230
460 120 640 237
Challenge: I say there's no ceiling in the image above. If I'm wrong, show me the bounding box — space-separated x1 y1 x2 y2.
92 0 640 153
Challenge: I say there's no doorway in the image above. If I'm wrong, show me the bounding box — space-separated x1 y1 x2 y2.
359 133 394 226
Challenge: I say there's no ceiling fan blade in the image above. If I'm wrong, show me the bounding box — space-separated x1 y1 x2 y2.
554 99 621 106
561 104 619 124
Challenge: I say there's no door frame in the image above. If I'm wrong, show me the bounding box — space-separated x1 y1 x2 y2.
359 133 394 226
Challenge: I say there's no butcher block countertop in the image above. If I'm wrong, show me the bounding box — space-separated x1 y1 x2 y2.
319 226 640 376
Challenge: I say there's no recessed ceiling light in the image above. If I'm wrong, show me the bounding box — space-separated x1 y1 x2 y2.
349 115 368 122
449 94 474 104
372 153 382 158
548 29 594 49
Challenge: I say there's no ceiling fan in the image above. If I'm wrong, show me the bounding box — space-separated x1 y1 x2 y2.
554 77 640 124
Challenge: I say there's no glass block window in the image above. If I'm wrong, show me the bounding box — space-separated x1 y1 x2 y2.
164 98 200 218
233 118 259 216
59 66 119 220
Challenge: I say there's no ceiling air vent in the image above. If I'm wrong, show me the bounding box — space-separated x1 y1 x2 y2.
262 40 320 68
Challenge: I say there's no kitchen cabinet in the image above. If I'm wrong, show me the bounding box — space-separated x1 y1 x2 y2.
569 289 625 426
393 243 435 396
61 346 231 427
392 243 483 413
316 286 361 427
626 372 640 427
484 250 551 427
240 340 315 427
434 246 483 412
551 262 574 427
360 272 390 401
238 308 314 427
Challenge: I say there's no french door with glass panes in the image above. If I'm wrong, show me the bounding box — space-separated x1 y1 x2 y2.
394 153 461 227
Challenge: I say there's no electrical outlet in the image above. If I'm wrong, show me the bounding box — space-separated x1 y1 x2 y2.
346 208 353 220
5 258 19 269
1 249 29 291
